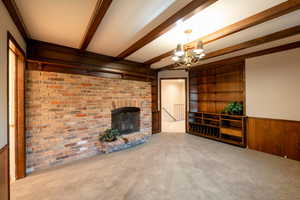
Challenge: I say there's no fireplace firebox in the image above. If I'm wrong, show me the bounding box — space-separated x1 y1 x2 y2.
111 107 140 135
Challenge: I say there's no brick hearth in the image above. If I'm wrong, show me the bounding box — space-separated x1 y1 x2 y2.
25 70 152 173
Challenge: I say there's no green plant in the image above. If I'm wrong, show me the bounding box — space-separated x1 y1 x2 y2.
100 129 120 142
221 102 243 115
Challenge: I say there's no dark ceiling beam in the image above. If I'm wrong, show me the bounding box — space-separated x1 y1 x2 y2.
159 24 300 70
80 0 113 50
146 0 300 65
160 40 300 71
191 40 300 71
116 0 218 59
27 39 154 79
203 25 300 60
2 0 28 40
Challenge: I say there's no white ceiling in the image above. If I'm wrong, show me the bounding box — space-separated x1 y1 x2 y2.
15 0 98 48
152 9 300 68
14 0 300 69
126 0 286 62
87 0 194 57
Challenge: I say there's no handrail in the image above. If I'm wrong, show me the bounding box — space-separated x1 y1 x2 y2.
162 107 177 121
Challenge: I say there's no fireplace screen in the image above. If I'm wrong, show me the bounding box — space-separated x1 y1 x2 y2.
111 107 140 135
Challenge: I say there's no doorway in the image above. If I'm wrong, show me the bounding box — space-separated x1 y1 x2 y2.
160 78 187 133
8 32 26 184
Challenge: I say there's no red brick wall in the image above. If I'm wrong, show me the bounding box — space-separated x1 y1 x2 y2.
26 70 152 173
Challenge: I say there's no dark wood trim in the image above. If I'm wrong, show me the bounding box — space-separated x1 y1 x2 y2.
117 0 218 59
7 31 26 181
145 51 172 65
27 39 155 80
162 40 300 71
0 145 8 154
2 0 28 40
80 0 113 50
159 77 188 133
27 61 153 82
203 25 300 61
247 116 300 123
145 0 300 64
0 145 9 200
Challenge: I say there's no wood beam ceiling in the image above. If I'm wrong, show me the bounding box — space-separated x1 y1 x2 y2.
146 0 300 65
160 40 300 71
80 0 113 50
159 24 300 70
203 25 300 60
116 0 218 59
2 0 28 40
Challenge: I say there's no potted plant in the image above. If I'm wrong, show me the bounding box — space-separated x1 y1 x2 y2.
221 102 243 115
99 128 120 142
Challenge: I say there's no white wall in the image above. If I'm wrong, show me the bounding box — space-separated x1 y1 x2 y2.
0 1 26 149
161 80 185 117
246 47 300 121
157 70 189 111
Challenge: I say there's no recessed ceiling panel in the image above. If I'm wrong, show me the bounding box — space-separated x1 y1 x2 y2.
15 0 98 48
128 0 286 63
87 0 194 57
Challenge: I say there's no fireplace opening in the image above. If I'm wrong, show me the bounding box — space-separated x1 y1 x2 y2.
111 107 140 135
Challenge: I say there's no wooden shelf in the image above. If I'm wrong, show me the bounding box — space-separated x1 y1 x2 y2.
188 111 246 147
203 117 219 122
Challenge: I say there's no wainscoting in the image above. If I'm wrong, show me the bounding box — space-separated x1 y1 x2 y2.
0 145 9 200
247 117 300 161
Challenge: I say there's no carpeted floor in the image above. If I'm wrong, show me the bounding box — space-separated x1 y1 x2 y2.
11 132 300 200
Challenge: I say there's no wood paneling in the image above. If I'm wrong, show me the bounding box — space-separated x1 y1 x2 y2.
2 0 28 40
80 0 113 50
146 0 300 64
247 117 300 161
27 39 155 81
189 61 245 114
151 72 161 134
0 145 9 200
117 0 217 59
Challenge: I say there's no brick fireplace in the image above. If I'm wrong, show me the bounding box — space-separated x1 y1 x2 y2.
26 70 152 173
111 107 140 134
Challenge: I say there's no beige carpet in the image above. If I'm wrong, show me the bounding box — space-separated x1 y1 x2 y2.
12 132 300 200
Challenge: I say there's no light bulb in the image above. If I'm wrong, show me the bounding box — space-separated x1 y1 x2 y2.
172 55 180 62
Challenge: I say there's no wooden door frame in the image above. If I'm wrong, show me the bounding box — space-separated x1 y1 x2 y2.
159 77 188 133
7 31 26 185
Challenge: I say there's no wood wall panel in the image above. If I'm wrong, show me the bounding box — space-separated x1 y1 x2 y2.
0 145 9 200
189 61 245 114
27 39 154 81
151 72 161 134
248 117 300 161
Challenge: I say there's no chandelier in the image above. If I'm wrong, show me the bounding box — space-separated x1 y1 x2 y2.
171 29 205 70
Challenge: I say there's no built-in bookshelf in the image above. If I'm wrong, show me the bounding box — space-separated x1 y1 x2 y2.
189 61 245 113
188 112 246 147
